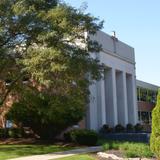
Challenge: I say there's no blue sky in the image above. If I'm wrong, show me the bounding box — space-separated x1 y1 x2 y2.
65 0 160 86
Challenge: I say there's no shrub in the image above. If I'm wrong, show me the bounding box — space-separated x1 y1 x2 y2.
102 141 153 158
0 128 7 138
6 89 86 140
120 142 153 158
134 123 143 132
150 89 160 158
0 128 25 138
126 124 134 132
99 124 113 133
8 128 24 138
64 131 72 142
71 129 98 146
115 124 125 133
64 129 98 146
1 128 26 139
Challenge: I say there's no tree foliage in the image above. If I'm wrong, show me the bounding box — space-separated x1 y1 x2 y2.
150 89 160 158
0 0 103 137
0 0 103 101
6 86 87 139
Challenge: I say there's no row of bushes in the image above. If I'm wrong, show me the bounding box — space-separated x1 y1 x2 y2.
100 123 144 133
0 128 25 138
64 129 98 146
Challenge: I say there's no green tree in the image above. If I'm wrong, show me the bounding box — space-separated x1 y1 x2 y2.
150 89 160 159
0 0 103 103
6 86 87 139
1 0 103 137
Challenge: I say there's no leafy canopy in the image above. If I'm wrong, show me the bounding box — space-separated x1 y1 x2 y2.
1 0 103 137
0 0 103 101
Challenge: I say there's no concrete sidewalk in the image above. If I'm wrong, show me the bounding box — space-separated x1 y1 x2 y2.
9 146 102 160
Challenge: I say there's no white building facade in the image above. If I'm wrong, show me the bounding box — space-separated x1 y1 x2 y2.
86 31 138 130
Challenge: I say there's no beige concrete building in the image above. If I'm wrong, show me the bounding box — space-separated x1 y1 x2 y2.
86 31 138 130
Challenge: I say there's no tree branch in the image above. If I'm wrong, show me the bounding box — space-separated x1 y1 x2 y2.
0 73 23 107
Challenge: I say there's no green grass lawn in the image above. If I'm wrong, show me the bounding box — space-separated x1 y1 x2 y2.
98 139 154 158
56 154 95 160
52 139 155 159
0 144 74 160
0 139 155 160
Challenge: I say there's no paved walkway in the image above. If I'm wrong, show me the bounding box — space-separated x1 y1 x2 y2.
9 146 102 160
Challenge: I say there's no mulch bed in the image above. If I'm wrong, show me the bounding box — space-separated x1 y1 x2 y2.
0 138 83 148
0 138 37 145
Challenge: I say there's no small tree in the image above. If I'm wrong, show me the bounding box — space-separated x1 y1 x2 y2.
150 89 160 158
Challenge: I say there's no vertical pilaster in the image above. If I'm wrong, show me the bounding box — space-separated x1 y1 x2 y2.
132 75 138 124
112 68 118 126
122 72 128 125
100 73 106 125
87 81 98 130
116 71 128 126
105 68 118 127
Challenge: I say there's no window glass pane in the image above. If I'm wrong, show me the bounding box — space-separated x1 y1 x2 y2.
150 112 152 119
140 88 147 101
137 88 140 101
147 90 152 102
141 112 149 124
138 111 141 121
